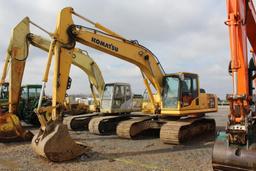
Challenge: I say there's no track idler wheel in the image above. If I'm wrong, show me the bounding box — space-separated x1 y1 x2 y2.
0 113 33 142
31 121 90 162
212 132 256 171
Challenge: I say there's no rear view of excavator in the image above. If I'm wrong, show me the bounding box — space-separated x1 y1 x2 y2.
212 0 256 170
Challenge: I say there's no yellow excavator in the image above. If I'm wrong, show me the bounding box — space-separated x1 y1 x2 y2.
0 17 105 142
55 7 218 141
29 7 217 162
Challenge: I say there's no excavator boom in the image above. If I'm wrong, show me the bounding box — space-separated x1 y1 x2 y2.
31 13 90 161
0 17 33 142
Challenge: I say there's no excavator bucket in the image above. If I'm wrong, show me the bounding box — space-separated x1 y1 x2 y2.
31 121 89 162
0 112 33 142
212 132 256 171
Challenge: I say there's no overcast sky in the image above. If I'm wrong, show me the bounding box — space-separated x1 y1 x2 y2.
0 0 239 98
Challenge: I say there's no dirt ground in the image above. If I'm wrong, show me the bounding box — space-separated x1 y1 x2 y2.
0 107 228 171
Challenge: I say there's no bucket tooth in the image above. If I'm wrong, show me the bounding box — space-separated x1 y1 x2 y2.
0 113 33 142
31 121 90 162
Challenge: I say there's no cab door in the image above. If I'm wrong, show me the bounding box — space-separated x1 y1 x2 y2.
112 85 126 111
180 74 200 110
124 85 132 112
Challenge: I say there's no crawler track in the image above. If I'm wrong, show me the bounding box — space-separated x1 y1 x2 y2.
88 115 131 135
116 116 163 139
160 118 216 144
63 113 100 131
117 116 215 144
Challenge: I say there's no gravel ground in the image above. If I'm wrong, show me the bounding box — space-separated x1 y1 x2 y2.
0 106 228 171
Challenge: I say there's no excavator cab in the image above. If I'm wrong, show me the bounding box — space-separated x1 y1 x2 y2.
162 73 198 108
162 72 217 116
17 85 43 126
101 83 133 114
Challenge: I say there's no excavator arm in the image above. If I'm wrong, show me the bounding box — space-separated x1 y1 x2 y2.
212 0 256 170
30 13 89 161
0 18 32 142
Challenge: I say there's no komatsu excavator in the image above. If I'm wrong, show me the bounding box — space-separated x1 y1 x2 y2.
212 0 256 170
0 17 105 142
55 8 217 142
30 7 217 162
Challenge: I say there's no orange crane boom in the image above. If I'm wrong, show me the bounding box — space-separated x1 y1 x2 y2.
212 0 256 170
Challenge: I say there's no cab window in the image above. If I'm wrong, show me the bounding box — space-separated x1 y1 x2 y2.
102 85 114 100
21 88 27 99
162 76 179 108
192 77 198 98
114 85 125 99
125 86 131 100
181 76 198 107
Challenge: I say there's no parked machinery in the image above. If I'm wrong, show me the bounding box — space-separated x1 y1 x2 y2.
212 0 256 170
49 8 217 142
88 82 136 134
30 7 218 162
